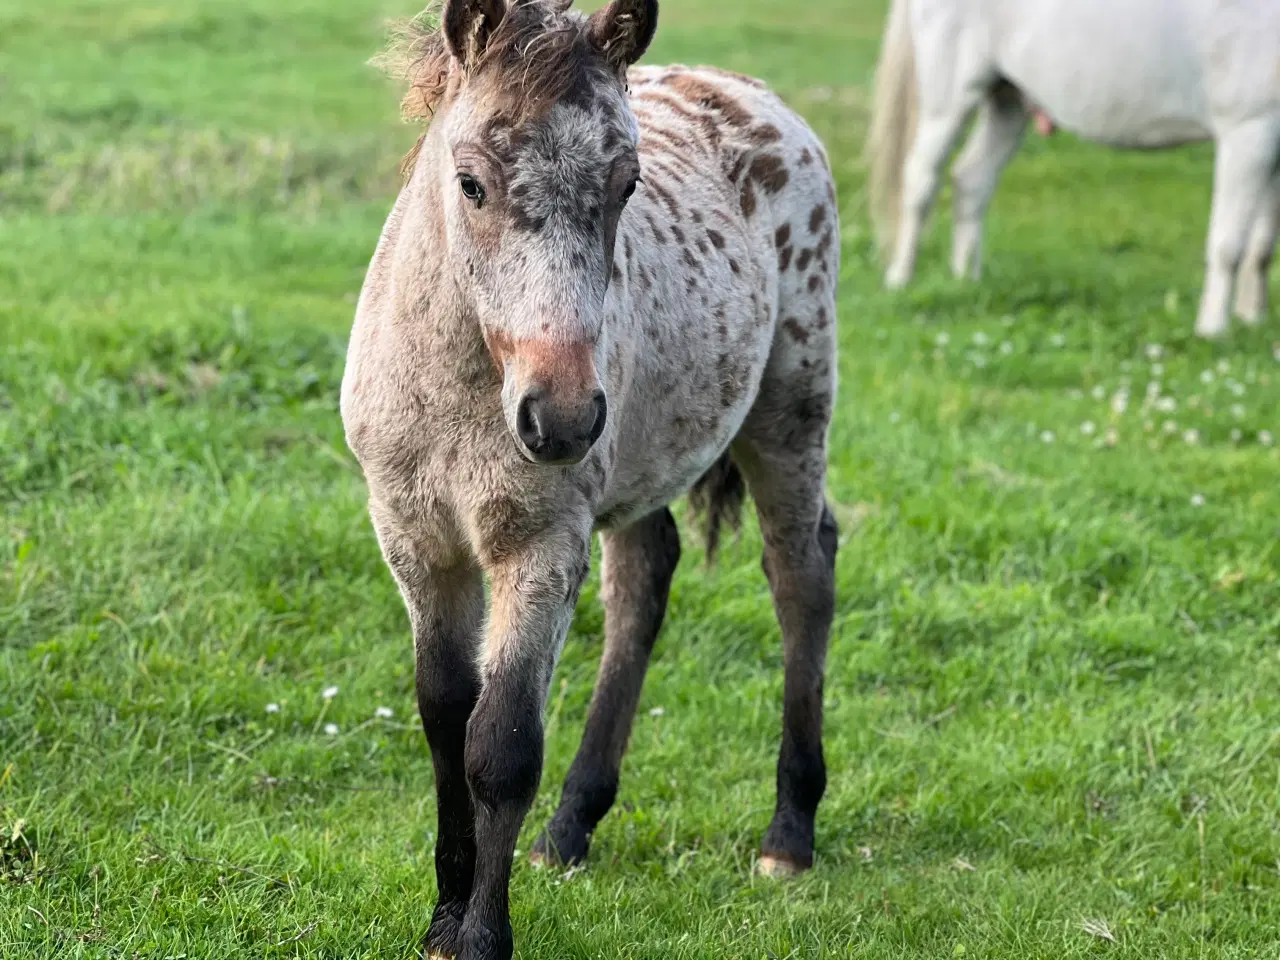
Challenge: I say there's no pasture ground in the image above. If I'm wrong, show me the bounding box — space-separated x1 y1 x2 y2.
3 0 1280 956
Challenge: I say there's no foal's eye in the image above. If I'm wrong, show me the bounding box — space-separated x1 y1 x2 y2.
620 178 639 205
458 174 485 208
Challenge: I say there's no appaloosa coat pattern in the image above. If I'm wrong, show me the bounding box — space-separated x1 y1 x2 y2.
340 0 841 956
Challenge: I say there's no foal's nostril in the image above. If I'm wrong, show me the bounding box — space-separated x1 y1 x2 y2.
588 389 607 445
516 389 548 451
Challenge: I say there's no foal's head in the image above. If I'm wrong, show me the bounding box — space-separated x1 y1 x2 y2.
395 0 657 465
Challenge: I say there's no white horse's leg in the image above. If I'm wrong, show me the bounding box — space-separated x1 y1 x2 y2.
1198 122 1280 338
950 88 1028 281
886 101 979 289
1234 175 1280 325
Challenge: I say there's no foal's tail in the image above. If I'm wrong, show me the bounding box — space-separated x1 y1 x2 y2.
867 0 917 257
688 450 745 565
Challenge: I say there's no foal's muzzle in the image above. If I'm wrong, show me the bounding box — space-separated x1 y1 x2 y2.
514 386 607 465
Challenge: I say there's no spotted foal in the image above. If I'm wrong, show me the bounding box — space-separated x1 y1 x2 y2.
340 1 841 956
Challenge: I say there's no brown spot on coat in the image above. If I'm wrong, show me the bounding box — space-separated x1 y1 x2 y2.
807 275 821 293
778 246 792 271
809 205 827 233
749 123 783 145
796 249 813 271
783 318 810 344
749 154 789 194
740 180 756 218
707 229 726 250
775 224 791 248
798 147 813 166
665 73 754 128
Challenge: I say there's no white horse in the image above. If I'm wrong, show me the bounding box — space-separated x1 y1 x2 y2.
868 0 1280 338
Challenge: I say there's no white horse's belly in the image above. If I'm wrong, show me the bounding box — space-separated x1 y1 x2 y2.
991 0 1213 146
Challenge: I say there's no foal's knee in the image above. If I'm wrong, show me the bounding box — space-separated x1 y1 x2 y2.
465 690 544 811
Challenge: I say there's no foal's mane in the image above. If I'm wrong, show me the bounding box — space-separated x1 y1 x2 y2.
377 0 602 130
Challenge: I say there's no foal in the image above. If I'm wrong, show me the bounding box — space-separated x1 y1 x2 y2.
341 1 840 956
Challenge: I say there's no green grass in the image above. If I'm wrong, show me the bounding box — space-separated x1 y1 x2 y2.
4 0 1280 956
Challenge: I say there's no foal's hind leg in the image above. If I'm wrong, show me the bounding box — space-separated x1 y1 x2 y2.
733 286 838 873
950 84 1028 281
371 508 484 960
733 431 838 876
1234 175 1280 325
531 508 681 867
1197 120 1280 338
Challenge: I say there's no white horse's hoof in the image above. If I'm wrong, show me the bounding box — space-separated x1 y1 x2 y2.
1195 306 1230 339
884 268 910 290
1233 283 1267 325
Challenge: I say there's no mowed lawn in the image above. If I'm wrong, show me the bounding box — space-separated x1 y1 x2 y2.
3 0 1280 956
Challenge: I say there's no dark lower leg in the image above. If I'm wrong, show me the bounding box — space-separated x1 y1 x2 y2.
459 676 545 960
419 669 480 958
759 502 837 872
533 508 681 865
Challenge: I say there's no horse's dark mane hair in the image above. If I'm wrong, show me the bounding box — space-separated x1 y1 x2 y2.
377 0 603 130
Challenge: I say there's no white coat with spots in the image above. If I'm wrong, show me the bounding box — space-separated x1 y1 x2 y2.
339 1 840 957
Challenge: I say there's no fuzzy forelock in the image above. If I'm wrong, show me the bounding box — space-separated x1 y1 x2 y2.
375 0 608 128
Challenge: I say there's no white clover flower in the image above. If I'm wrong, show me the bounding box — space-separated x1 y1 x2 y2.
1000 340 1014 355
1040 430 1056 444
1080 421 1097 436
1163 420 1178 434
970 353 988 369
1104 427 1119 447
1199 370 1214 384
935 332 950 346
1217 359 1230 375
1150 362 1164 377
649 706 665 717
1156 396 1177 413
1230 381 1245 396
1145 381 1161 398
375 706 394 719
972 331 989 346
1091 385 1106 401
1183 429 1200 445
1231 428 1243 442
1190 493 1205 507
265 703 280 714
1050 333 1066 347
1146 343 1163 361
324 723 339 736
1231 404 1245 419
1260 430 1275 447
1111 391 1129 415
889 411 901 423
322 685 339 700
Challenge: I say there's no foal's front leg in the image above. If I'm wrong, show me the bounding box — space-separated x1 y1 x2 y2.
532 507 681 866
459 533 592 960
372 516 485 960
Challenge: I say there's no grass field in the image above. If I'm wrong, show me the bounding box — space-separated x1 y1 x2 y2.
4 0 1280 956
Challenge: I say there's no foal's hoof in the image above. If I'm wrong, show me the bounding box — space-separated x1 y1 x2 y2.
530 823 590 868
755 853 810 878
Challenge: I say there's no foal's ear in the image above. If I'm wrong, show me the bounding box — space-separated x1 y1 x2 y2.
586 0 658 71
443 0 507 69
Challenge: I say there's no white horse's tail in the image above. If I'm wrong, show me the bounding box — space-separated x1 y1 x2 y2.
867 0 917 257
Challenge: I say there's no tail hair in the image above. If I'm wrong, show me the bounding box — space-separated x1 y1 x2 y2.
687 450 745 565
866 0 918 258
